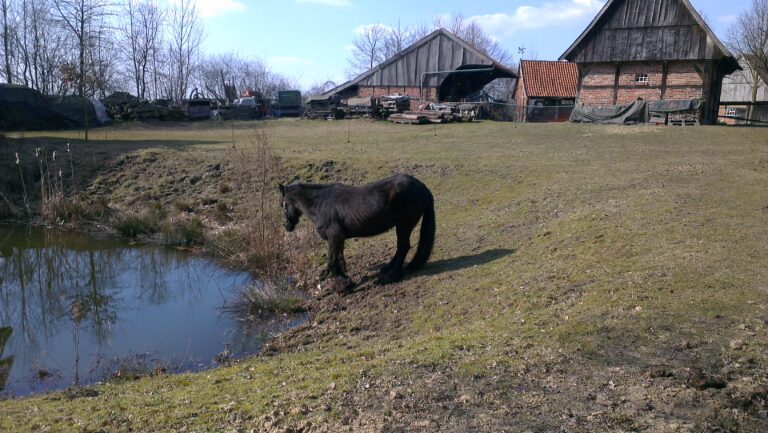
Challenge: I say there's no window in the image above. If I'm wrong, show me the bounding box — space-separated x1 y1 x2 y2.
725 108 737 117
635 73 649 84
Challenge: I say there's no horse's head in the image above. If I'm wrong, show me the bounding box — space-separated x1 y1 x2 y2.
279 184 302 232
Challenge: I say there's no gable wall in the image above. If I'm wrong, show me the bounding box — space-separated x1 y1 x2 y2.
568 0 722 63
358 33 494 88
515 76 528 110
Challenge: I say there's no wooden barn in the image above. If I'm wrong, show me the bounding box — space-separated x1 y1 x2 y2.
321 28 517 110
719 57 768 125
559 0 740 125
513 60 579 122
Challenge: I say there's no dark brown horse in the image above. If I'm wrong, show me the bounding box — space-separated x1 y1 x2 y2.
279 174 435 283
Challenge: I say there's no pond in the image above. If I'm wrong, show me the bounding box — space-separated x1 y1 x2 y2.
0 225 303 397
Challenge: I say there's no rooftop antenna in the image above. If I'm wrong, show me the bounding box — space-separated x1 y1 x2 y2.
518 46 527 59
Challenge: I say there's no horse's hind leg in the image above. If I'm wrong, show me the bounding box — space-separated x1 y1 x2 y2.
378 255 397 275
380 223 415 283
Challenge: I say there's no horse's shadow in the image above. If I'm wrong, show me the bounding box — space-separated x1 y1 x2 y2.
355 248 515 290
412 248 515 278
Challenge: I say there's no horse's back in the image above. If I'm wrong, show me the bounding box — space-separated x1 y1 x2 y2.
329 174 431 237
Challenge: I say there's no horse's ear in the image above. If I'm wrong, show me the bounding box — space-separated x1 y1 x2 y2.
278 184 285 195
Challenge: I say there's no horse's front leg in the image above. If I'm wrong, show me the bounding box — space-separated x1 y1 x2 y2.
326 235 348 278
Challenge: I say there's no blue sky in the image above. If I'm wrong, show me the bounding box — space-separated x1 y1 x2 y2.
193 0 751 89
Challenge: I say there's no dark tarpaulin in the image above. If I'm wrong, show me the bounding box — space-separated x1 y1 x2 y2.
647 99 702 113
570 99 649 124
0 85 97 131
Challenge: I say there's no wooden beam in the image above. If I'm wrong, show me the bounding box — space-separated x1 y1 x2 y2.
661 61 669 99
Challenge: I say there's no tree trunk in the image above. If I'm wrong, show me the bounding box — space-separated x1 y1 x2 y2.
1 0 12 84
80 18 88 142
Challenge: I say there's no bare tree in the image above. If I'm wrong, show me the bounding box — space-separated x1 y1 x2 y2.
382 19 416 60
347 23 388 76
432 14 512 65
167 0 203 102
728 0 768 122
54 0 112 139
88 21 119 98
1 0 12 83
10 0 70 94
197 52 297 101
119 0 162 100
304 79 337 100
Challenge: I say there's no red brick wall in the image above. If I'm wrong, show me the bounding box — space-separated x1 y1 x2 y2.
514 78 527 121
665 62 703 100
578 61 706 107
515 78 527 108
580 63 617 86
579 63 617 106
617 63 663 86
718 106 736 125
616 63 663 104
579 88 616 106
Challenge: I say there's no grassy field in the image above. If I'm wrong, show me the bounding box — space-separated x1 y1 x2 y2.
1 120 767 432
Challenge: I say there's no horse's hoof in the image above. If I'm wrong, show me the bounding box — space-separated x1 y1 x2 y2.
319 269 334 280
328 276 354 294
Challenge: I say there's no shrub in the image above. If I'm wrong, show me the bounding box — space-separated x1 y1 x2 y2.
223 279 306 320
114 204 167 239
162 216 205 246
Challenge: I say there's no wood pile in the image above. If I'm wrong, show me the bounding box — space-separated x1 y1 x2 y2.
102 92 188 121
388 113 430 124
668 111 700 126
649 112 668 125
388 102 477 125
305 98 344 119
379 95 411 117
344 97 377 117
305 94 411 120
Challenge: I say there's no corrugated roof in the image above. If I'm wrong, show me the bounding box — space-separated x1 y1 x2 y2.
519 61 578 99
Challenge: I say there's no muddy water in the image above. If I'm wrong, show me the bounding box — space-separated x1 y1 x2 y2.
0 226 302 397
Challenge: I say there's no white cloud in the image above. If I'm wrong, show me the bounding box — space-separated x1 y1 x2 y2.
466 0 605 36
717 15 738 25
191 0 246 18
297 0 351 6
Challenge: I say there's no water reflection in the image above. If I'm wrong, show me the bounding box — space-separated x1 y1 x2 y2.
0 226 304 397
0 327 12 393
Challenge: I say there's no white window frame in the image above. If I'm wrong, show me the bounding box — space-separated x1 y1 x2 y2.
635 73 649 84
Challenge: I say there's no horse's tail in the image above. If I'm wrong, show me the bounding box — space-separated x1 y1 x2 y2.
407 190 435 271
